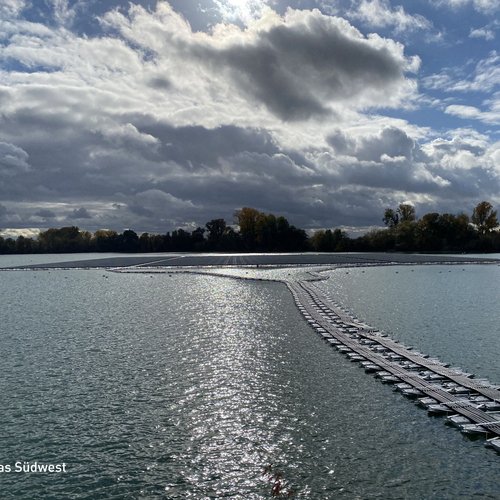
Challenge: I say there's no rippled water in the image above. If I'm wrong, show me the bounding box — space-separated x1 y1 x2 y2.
0 263 499 499
319 264 500 384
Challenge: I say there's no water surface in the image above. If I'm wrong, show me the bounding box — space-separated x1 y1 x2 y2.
319 264 500 384
0 264 499 499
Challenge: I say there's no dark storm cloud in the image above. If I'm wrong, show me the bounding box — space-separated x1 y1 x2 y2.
34 209 56 218
70 207 92 219
134 121 280 167
0 101 316 228
127 204 155 218
191 9 416 120
1 87 497 231
0 141 30 176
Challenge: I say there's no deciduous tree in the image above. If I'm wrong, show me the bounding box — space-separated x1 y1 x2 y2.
472 201 498 234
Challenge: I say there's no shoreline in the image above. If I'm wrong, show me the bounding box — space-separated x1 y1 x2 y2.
0 250 499 271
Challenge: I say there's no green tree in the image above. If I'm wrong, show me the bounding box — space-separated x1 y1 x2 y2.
383 208 399 227
472 201 498 234
119 229 139 252
255 213 278 250
38 226 88 252
383 204 416 227
234 207 260 250
205 219 226 250
93 229 118 252
192 227 206 251
398 203 416 223
310 228 346 252
15 235 35 254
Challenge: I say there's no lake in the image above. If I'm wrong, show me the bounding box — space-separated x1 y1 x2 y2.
0 256 499 498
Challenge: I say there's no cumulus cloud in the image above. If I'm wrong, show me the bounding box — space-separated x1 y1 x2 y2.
420 130 500 207
212 0 273 23
102 5 420 121
198 10 419 119
0 2 498 231
323 126 447 195
322 126 500 216
351 127 417 161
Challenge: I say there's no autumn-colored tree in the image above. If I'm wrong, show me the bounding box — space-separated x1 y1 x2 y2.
234 207 260 250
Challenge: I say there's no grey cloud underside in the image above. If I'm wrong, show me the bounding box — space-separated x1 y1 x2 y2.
191 13 408 120
2 106 497 231
136 121 280 166
1 4 499 232
70 207 92 219
34 209 56 219
328 127 417 160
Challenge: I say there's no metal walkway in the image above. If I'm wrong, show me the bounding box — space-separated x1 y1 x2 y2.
287 280 500 439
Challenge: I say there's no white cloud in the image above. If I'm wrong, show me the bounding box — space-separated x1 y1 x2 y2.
469 27 495 40
99 123 160 148
445 104 500 124
213 0 273 23
0 2 498 231
0 0 27 18
422 51 500 112
451 51 500 92
99 4 420 122
445 104 483 118
0 227 41 239
48 0 82 26
421 129 496 174
426 52 500 125
433 0 500 13
349 0 432 33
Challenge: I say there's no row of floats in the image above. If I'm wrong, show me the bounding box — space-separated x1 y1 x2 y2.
288 281 500 454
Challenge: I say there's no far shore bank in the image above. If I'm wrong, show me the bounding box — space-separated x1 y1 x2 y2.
1 251 499 270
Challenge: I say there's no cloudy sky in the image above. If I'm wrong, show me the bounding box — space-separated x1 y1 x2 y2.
0 0 499 236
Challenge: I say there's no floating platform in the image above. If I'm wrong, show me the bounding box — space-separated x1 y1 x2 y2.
286 279 500 449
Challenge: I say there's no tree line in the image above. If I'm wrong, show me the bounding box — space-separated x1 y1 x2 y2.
355 200 499 253
0 202 498 255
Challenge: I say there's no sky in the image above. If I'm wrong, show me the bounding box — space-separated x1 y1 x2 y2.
0 0 499 237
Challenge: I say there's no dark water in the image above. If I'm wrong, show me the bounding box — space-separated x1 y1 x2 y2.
0 267 499 499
